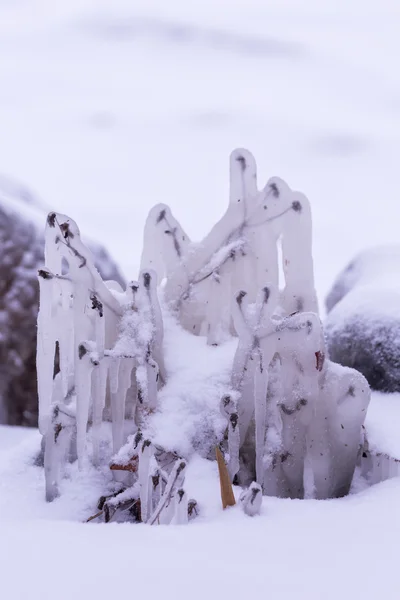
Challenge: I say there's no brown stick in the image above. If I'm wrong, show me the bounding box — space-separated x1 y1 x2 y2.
86 510 103 523
109 456 138 472
216 447 236 509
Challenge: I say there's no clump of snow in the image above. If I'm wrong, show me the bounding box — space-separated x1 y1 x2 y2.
145 303 236 458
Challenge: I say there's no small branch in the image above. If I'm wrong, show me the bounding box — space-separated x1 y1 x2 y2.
216 447 236 509
109 456 139 473
148 460 186 525
86 510 103 523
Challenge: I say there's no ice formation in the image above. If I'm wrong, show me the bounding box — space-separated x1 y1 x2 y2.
36 149 371 522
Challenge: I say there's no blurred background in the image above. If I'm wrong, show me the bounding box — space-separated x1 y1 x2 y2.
0 0 399 303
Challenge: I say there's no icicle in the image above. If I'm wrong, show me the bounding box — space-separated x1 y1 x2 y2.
112 358 135 453
37 269 57 434
151 468 163 513
75 342 94 468
138 440 153 523
274 313 321 498
109 357 121 395
44 212 63 274
145 356 159 410
44 399 76 502
57 280 74 400
229 148 258 207
220 395 240 480
262 354 285 497
140 204 191 280
280 190 318 315
309 361 370 499
175 489 189 524
253 288 278 485
231 291 253 389
110 357 125 454
72 272 94 469
140 269 166 384
91 358 108 465
254 349 268 485
91 292 106 352
205 255 234 346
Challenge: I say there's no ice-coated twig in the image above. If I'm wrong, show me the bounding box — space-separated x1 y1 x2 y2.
37 268 57 434
44 402 76 502
138 440 153 523
38 210 169 495
142 149 315 342
75 342 95 467
175 489 189 524
140 204 191 281
220 395 240 480
139 269 166 385
149 459 187 525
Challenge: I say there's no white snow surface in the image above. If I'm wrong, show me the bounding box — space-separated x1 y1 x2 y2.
1 1 400 599
1 424 400 600
365 393 400 459
146 306 236 457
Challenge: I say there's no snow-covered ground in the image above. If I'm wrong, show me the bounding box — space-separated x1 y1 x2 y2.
1 1 400 598
1 423 400 600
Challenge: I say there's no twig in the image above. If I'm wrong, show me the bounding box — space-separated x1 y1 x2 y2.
216 447 236 509
110 456 139 472
86 510 103 523
148 460 186 525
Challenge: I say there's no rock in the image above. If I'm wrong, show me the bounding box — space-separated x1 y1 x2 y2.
0 179 124 426
325 247 400 392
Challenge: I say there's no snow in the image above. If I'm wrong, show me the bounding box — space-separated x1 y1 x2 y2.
1 432 400 600
365 392 400 460
1 0 400 598
146 307 235 457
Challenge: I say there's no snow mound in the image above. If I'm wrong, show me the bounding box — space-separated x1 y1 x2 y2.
146 305 236 458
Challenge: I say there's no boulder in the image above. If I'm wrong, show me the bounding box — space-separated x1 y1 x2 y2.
325 247 400 392
0 178 124 426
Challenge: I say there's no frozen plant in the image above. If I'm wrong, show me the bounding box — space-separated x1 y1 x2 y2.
37 213 166 501
228 282 328 497
139 148 370 499
224 299 370 499
36 148 372 517
140 149 318 345
103 433 194 525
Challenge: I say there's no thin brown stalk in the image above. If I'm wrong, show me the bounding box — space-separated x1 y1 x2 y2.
216 447 236 509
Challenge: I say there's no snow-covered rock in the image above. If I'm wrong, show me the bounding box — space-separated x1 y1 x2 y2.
325 247 400 392
0 183 124 426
